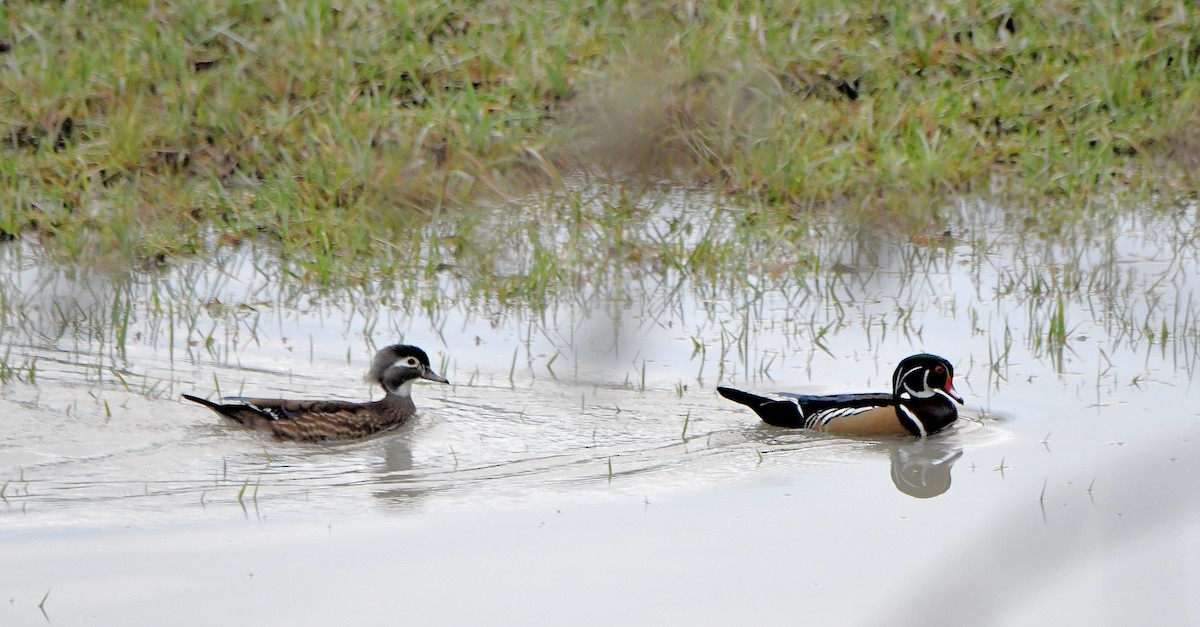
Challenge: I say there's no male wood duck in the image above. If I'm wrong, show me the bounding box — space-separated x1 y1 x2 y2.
182 344 449 442
717 353 963 437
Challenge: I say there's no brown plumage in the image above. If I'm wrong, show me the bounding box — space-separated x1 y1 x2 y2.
182 344 449 442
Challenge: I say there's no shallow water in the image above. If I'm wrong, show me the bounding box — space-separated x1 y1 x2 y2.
2 190 1199 625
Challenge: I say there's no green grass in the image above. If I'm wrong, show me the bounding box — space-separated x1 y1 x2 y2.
1 0 1198 279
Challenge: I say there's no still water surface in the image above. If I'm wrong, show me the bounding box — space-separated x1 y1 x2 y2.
2 190 1198 625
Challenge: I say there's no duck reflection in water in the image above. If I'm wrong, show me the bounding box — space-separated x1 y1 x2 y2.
881 439 963 498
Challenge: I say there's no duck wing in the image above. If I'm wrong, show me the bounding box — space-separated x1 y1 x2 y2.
183 395 414 441
774 392 895 414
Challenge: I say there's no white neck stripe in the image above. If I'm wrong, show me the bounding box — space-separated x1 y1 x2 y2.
898 404 927 436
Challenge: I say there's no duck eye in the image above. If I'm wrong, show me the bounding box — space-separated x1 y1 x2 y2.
405 357 419 367
935 365 945 374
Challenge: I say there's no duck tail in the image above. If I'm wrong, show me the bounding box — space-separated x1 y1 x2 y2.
181 393 221 410
182 393 259 427
717 386 805 428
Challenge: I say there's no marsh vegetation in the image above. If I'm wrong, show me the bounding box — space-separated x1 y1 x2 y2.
3 2 1200 624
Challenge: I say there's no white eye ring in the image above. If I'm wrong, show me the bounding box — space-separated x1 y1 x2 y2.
392 357 422 369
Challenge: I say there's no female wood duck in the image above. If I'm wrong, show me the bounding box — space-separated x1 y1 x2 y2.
182 344 449 442
717 353 963 437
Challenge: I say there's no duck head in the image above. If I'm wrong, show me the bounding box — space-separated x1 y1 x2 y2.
367 344 450 397
892 353 964 405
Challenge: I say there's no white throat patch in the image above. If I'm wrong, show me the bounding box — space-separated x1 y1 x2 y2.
934 388 958 404
904 383 936 398
388 378 415 398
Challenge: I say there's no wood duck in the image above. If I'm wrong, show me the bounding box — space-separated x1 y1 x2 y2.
717 353 963 437
182 344 449 442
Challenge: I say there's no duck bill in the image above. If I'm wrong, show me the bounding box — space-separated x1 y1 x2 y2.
422 369 450 385
943 379 964 404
